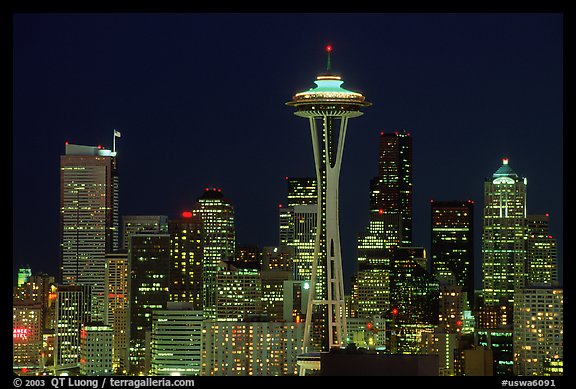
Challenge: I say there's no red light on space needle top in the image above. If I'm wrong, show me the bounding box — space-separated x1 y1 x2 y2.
326 45 332 53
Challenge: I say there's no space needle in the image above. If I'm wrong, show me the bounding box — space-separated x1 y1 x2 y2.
287 45 371 375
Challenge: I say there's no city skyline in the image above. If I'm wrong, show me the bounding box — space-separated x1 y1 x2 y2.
13 13 563 292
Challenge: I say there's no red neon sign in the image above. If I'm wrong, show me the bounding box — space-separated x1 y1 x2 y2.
13 328 30 339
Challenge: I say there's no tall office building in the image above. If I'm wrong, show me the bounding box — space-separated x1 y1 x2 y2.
236 245 263 268
129 233 170 375
370 131 413 246
60 143 119 322
53 285 91 370
215 261 262 321
481 158 527 324
105 251 130 373
526 214 558 286
193 188 235 320
261 269 293 321
79 324 114 376
150 303 203 376
13 301 43 369
286 177 317 207
168 212 204 307
513 287 563 376
431 200 474 307
17 265 32 287
476 328 514 375
355 131 413 325
122 215 168 250
389 247 439 353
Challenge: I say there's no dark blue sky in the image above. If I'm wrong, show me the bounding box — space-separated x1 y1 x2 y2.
12 13 563 291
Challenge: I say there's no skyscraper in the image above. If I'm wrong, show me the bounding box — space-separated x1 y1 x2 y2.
286 46 370 357
513 287 563 376
17 265 32 287
13 301 43 369
168 212 204 308
193 188 236 320
150 303 203 376
481 158 527 324
371 130 413 246
129 233 170 375
60 143 119 322
355 131 413 324
105 251 130 373
122 215 168 250
215 261 262 321
79 324 114 376
430 200 474 307
526 214 558 286
53 285 91 370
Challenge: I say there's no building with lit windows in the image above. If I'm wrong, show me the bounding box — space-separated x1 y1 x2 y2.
438 284 465 334
168 212 203 307
215 261 261 321
122 215 168 249
201 319 304 376
54 285 91 371
193 188 236 320
105 251 130 373
79 323 113 376
279 204 318 284
431 200 474 307
513 287 563 376
262 245 294 271
17 265 32 287
282 280 310 323
481 158 527 326
355 131 413 333
129 233 170 375
236 245 263 268
370 130 413 246
475 329 514 375
13 272 57 332
60 143 119 323
150 303 203 376
526 214 558 286
389 247 439 354
261 269 292 321
13 301 43 369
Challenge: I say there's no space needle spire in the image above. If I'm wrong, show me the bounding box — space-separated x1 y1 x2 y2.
287 45 371 375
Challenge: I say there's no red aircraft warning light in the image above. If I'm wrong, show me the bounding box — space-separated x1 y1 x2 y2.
326 45 332 53
391 308 399 316
182 211 193 218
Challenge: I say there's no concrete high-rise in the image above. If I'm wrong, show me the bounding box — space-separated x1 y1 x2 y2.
481 158 527 325
168 212 204 308
129 233 170 375
526 214 558 286
193 188 235 320
122 215 168 250
431 200 474 307
79 324 113 376
150 303 203 376
513 287 563 376
286 46 370 357
60 143 119 322
105 251 130 373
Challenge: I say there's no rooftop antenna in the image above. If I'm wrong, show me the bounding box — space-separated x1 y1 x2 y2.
326 44 332 72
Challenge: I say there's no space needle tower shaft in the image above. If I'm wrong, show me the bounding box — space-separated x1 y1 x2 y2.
286 46 371 355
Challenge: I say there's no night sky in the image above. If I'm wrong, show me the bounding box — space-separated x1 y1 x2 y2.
12 13 563 292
